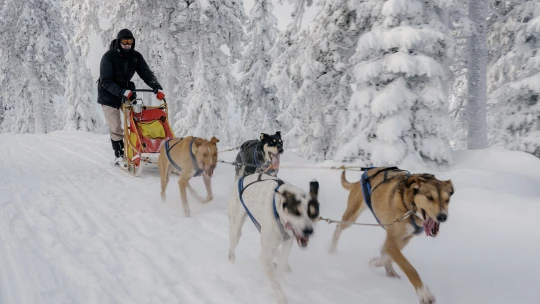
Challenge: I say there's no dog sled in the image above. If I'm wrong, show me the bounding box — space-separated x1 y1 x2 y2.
122 89 175 176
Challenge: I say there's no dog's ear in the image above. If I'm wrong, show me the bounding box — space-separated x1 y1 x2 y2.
309 179 319 199
209 136 220 145
308 199 319 219
275 131 281 138
260 133 269 141
444 180 454 196
407 176 420 194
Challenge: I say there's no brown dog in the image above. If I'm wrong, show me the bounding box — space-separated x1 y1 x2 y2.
329 167 454 304
158 136 219 217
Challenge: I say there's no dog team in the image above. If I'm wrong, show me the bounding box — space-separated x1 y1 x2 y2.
157 132 455 304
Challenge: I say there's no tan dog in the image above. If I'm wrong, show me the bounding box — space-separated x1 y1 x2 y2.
158 136 219 217
329 167 454 304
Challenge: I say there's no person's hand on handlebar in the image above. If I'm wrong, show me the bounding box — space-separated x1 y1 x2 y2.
122 90 133 100
154 89 165 100
122 90 137 101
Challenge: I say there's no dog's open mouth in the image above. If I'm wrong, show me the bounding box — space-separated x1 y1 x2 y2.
421 209 439 237
269 152 280 168
285 223 309 248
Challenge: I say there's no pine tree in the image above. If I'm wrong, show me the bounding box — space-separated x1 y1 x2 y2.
173 0 245 142
0 0 67 133
237 0 280 143
448 0 473 150
266 0 312 142
488 0 540 157
62 0 100 132
279 0 359 160
336 0 456 165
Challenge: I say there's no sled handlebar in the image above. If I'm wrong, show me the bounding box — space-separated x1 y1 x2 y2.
123 89 167 104
130 89 154 93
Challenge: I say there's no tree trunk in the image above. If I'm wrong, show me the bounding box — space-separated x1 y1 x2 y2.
30 69 46 134
466 0 488 149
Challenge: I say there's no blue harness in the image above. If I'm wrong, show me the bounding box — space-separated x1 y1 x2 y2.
164 138 204 177
237 174 290 240
361 167 423 235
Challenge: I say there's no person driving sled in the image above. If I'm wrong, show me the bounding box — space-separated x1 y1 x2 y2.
97 29 165 168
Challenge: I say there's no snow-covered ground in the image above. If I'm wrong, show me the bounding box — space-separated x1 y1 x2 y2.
1 131 539 304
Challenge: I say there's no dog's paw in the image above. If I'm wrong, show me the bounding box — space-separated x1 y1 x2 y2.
384 266 401 279
369 256 384 268
328 244 338 254
417 285 436 304
160 193 166 202
369 256 401 278
228 252 235 263
203 195 213 204
184 208 191 217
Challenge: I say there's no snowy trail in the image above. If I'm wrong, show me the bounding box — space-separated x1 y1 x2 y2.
1 131 539 304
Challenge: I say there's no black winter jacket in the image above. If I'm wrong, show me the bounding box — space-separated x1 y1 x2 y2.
97 30 162 109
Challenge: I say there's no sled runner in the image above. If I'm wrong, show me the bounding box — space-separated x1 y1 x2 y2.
122 89 175 176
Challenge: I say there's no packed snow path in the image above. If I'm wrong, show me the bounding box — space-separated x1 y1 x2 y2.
1 131 539 304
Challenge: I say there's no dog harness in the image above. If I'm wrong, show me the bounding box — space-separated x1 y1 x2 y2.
164 138 204 177
253 143 262 168
361 167 424 235
237 174 290 240
237 141 273 174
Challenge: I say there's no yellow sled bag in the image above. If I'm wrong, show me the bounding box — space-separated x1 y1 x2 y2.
139 120 166 139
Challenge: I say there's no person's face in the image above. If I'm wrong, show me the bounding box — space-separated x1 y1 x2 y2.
120 38 133 50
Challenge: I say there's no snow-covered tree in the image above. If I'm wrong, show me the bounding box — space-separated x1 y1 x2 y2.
267 0 312 134
278 0 359 160
488 0 540 157
336 0 456 165
236 0 280 143
173 0 245 142
62 0 100 132
448 0 473 150
0 0 67 133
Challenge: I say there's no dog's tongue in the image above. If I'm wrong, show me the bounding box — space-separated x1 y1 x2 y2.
272 153 280 167
423 218 438 237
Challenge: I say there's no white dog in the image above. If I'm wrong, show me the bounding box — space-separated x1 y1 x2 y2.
228 173 320 304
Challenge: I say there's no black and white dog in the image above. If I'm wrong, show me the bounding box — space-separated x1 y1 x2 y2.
235 132 284 179
228 173 320 304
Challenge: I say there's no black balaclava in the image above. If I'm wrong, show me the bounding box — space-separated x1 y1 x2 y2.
115 29 136 55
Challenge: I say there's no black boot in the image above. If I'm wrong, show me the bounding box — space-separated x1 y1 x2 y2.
111 139 127 168
117 139 125 157
111 139 124 158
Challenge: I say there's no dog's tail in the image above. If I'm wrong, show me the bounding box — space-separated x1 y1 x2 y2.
340 170 355 191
